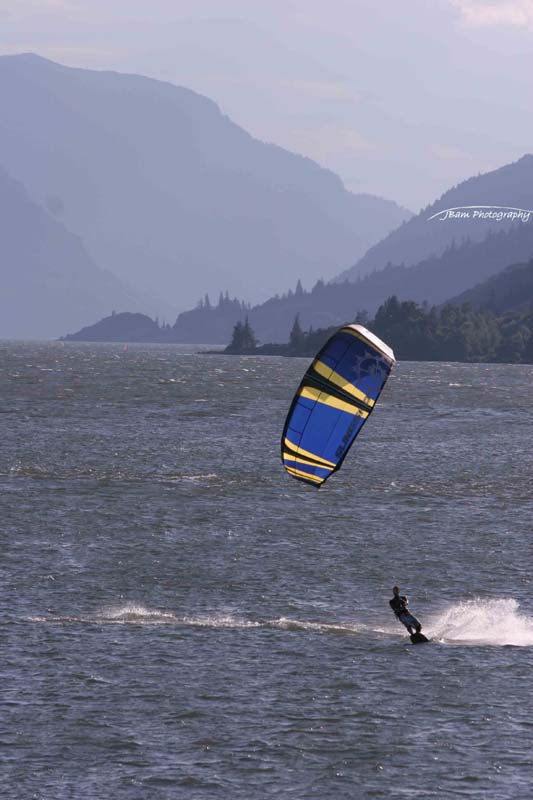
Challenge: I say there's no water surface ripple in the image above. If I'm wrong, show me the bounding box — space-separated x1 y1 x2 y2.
1 343 532 799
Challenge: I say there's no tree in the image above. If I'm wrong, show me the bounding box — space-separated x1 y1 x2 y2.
496 318 530 363
226 320 244 353
289 313 305 350
225 317 257 353
241 317 257 350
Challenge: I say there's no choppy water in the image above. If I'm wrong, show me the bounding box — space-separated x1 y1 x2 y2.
1 342 532 799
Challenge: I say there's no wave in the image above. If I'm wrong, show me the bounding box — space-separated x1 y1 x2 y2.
426 598 533 647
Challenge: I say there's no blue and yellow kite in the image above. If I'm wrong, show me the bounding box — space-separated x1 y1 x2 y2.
281 324 395 487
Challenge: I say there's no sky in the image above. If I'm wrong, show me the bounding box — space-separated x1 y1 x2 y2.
1 0 532 210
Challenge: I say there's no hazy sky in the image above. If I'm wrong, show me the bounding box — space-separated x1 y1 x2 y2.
1 0 532 210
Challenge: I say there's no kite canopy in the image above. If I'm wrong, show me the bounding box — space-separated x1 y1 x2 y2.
281 324 395 487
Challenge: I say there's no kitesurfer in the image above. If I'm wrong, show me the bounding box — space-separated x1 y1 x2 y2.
389 586 422 635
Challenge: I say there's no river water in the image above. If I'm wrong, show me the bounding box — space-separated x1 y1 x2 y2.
1 342 532 799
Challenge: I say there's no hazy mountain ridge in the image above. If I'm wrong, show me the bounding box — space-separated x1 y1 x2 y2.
164 156 533 342
0 165 144 339
168 212 533 342
336 154 533 281
63 209 533 345
0 53 411 316
449 259 533 313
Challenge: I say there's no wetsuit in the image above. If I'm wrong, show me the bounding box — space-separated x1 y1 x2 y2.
389 594 421 634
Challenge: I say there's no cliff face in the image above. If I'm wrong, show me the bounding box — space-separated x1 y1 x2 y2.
0 53 411 313
0 166 141 339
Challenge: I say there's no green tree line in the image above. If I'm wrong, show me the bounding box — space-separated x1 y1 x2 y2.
225 297 533 363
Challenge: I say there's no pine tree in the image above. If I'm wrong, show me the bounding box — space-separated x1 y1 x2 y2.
225 317 257 353
289 313 305 350
226 320 244 353
241 316 257 351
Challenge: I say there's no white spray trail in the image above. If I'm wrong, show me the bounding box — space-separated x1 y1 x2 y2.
426 598 533 647
27 599 533 647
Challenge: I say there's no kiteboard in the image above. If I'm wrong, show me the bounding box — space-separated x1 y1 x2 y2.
410 632 430 644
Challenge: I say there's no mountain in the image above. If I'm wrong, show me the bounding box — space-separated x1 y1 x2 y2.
0 166 141 339
64 194 533 345
449 259 533 313
167 216 533 342
0 53 411 312
337 154 533 281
